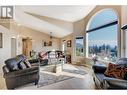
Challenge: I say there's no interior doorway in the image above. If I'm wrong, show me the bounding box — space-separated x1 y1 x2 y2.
22 37 32 58
11 38 17 57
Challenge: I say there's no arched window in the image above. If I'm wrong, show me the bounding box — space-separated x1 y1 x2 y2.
86 9 118 62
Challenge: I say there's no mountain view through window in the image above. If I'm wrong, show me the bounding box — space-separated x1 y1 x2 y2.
87 9 118 62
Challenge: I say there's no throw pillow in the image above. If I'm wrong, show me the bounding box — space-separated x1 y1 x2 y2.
18 61 27 69
104 63 126 79
5 58 19 71
24 59 31 68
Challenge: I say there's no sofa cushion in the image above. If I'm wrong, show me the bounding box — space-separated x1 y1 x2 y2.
5 58 19 71
104 63 126 79
16 54 27 62
18 61 27 69
24 59 31 68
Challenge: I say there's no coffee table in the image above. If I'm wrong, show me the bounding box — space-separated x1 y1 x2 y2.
40 58 64 73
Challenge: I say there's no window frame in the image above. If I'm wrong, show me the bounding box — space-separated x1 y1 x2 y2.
75 36 84 57
86 20 118 33
85 9 120 62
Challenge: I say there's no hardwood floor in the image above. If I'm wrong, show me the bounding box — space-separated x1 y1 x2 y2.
17 64 96 90
0 76 6 89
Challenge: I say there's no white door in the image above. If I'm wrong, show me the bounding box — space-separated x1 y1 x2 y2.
11 38 17 57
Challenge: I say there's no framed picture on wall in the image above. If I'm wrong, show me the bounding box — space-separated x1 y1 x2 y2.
43 41 52 46
67 40 71 47
0 33 2 48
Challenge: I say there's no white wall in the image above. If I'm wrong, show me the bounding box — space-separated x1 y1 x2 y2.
18 26 61 53
0 25 13 73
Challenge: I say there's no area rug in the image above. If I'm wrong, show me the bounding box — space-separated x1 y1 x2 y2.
63 69 87 75
38 72 74 87
62 64 87 75
38 64 87 87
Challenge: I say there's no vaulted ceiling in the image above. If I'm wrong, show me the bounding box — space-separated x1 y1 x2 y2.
14 6 95 38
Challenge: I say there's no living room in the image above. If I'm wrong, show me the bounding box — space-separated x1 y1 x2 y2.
1 5 127 90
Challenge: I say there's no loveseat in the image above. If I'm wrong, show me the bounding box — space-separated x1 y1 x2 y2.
92 58 127 89
3 54 39 89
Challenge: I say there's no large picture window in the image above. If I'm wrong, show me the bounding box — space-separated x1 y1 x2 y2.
76 37 84 56
86 9 118 62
